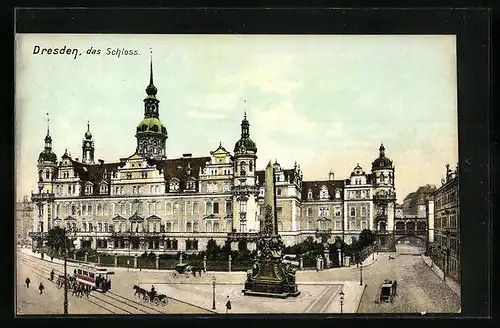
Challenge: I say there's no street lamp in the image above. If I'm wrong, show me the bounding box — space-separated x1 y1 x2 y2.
212 276 216 310
63 226 76 315
339 289 344 313
359 263 363 286
372 241 376 260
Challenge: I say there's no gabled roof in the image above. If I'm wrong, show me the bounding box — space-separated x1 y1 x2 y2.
129 213 143 221
148 155 211 192
112 215 126 221
146 214 162 221
301 180 345 201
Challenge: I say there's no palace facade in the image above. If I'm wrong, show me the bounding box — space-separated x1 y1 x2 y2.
29 60 397 255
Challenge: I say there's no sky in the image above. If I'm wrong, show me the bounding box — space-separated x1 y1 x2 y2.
15 34 458 203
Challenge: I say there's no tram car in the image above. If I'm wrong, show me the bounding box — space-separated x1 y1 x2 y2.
74 264 114 293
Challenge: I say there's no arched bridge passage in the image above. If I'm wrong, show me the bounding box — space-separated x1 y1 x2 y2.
394 235 427 254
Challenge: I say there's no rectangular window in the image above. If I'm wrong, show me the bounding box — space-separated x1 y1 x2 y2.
185 202 191 215
277 207 283 219
206 202 212 214
225 201 232 214
149 203 154 215
165 202 172 215
192 202 199 214
307 208 313 217
213 202 219 214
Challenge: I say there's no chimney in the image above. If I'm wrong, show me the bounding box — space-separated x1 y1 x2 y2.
98 159 104 165
182 153 192 158
328 170 335 181
445 164 450 182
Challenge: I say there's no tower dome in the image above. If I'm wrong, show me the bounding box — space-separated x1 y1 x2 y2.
234 112 257 153
372 143 393 170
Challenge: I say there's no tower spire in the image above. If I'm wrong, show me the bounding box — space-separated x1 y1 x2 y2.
145 48 157 96
149 48 154 86
46 113 50 136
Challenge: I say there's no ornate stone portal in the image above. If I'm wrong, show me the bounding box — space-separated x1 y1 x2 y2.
242 161 300 298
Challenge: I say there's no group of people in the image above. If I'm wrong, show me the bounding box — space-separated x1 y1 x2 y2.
72 282 91 298
24 277 44 295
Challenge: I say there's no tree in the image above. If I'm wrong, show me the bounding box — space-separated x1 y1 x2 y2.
206 239 219 260
45 227 72 254
358 229 375 249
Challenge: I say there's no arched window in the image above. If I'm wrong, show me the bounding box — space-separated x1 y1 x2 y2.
186 222 192 232
45 169 50 179
307 190 313 200
350 207 356 217
98 223 102 232
240 162 247 176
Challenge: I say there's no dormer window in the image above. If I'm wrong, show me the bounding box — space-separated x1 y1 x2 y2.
85 183 93 195
100 182 108 194
307 189 313 200
170 179 179 192
335 189 340 199
319 185 329 199
142 171 147 179
186 180 196 191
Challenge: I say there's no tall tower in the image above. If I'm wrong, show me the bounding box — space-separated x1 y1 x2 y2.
33 113 57 239
135 52 168 160
37 113 58 193
82 121 95 165
371 144 396 247
232 112 259 234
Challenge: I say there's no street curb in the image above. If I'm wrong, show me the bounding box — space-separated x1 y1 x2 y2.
356 284 368 313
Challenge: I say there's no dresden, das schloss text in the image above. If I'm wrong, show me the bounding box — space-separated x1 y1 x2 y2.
32 45 139 59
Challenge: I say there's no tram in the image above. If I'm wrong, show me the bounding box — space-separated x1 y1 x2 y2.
74 264 114 292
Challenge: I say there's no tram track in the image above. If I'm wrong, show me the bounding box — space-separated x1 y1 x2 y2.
18 253 169 315
18 257 118 314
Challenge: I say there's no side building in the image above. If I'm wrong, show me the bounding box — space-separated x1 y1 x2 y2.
430 164 459 282
16 196 35 246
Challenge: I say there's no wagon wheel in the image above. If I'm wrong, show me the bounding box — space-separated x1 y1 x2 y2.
160 297 168 306
153 297 160 306
143 294 150 303
172 271 178 278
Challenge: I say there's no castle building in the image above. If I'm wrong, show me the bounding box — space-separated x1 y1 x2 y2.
29 60 397 254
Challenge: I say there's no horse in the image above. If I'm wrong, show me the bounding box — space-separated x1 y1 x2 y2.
191 266 203 277
133 285 147 299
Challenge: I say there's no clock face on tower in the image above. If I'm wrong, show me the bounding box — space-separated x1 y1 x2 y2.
146 103 157 112
85 142 90 148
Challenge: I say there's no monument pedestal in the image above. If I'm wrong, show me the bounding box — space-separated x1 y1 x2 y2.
243 260 300 298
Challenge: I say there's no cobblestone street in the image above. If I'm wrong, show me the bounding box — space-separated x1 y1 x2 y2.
16 248 460 315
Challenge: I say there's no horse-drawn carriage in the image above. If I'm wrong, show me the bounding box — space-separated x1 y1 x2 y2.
171 263 203 278
377 279 398 303
133 285 169 306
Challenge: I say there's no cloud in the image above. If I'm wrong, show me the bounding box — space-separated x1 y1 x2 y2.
186 92 242 120
252 100 316 138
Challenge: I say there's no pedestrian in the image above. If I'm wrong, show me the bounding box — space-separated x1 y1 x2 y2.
50 269 55 281
25 277 30 288
51 255 54 262
39 282 44 295
225 295 231 313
